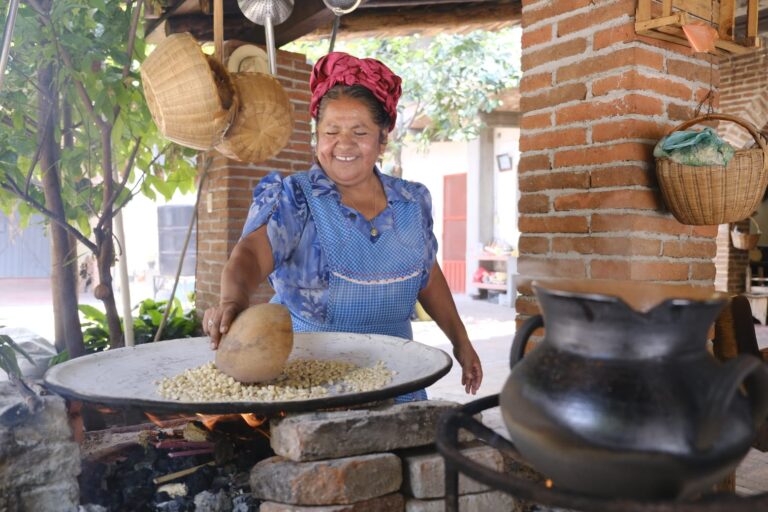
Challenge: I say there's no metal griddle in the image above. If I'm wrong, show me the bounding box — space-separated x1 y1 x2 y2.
43 332 453 414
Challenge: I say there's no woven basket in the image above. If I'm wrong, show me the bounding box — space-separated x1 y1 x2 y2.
731 217 762 250
215 72 293 163
141 33 238 150
655 113 768 225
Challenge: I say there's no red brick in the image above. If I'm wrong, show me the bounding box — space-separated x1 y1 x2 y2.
593 22 636 50
521 82 588 112
667 103 695 122
522 24 553 47
556 47 664 83
520 112 552 130
518 256 587 278
518 215 589 233
554 142 653 168
556 94 664 124
557 1 634 37
522 38 588 71
519 194 550 213
691 262 717 280
520 127 587 151
519 235 549 254
667 58 720 85
590 166 656 187
515 296 542 316
690 225 719 238
590 260 630 279
591 260 688 281
518 154 552 173
662 240 717 259
553 190 660 211
591 119 668 143
519 171 590 192
520 72 553 92
591 214 688 236
592 70 694 102
523 0 593 27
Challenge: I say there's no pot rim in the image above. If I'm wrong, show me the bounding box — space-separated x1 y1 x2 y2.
533 278 729 314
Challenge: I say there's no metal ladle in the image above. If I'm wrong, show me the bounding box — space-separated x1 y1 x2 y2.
323 0 363 53
237 0 294 75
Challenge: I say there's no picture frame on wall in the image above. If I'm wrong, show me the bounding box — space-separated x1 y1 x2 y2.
496 153 513 171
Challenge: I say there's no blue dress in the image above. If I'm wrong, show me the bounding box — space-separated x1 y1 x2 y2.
241 164 438 402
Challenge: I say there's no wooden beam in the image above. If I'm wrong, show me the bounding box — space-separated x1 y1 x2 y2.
147 0 335 46
719 0 736 40
748 0 759 38
302 1 521 40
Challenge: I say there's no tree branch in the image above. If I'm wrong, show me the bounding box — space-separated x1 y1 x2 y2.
0 178 97 252
113 0 142 121
24 102 54 195
97 136 142 229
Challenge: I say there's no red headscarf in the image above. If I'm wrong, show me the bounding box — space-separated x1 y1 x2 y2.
310 52 402 132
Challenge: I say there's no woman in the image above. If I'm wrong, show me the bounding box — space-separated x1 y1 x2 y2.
203 52 482 400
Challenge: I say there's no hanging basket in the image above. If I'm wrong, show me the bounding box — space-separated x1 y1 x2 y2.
731 217 762 250
215 72 294 163
655 113 768 225
141 33 238 150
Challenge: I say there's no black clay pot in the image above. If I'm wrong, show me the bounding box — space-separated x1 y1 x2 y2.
500 279 768 500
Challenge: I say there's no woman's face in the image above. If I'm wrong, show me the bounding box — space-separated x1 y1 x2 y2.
316 96 386 188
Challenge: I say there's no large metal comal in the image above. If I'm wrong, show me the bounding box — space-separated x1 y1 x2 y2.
43 332 452 414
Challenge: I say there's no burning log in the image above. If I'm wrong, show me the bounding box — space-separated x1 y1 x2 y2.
152 461 216 485
167 448 216 458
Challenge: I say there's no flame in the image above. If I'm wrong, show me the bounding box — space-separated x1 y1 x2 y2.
545 479 553 489
241 413 267 428
144 412 193 428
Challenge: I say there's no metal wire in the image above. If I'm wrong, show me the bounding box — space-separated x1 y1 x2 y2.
0 0 21 93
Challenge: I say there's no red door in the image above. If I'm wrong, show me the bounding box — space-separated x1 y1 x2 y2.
442 173 467 294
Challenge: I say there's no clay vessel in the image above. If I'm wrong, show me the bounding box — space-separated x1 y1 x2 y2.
501 279 768 500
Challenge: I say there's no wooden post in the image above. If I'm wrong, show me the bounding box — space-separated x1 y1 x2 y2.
719 0 735 40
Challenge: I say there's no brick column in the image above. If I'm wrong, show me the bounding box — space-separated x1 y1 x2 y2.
196 49 313 312
516 0 719 318
714 46 768 292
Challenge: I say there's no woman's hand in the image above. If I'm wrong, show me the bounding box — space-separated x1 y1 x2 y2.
202 301 245 350
454 340 483 395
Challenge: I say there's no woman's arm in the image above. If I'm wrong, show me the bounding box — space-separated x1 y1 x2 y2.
203 225 274 348
418 262 483 394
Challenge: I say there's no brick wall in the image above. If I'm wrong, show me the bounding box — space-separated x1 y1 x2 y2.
516 0 719 318
714 45 768 292
196 49 313 312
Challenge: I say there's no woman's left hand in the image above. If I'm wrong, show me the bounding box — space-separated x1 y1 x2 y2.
454 340 483 395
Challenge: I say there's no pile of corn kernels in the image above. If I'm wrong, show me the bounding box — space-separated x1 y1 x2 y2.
156 359 394 402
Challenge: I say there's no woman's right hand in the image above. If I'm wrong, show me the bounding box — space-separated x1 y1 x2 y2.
202 301 245 350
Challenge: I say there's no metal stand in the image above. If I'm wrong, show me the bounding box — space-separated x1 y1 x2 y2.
435 394 768 512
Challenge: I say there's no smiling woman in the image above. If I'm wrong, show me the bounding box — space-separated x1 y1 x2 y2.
202 52 483 403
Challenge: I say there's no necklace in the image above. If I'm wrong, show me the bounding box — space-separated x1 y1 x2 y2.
346 185 379 237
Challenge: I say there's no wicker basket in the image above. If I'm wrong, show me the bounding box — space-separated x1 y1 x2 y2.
141 33 238 150
731 217 762 250
215 72 293 163
655 113 768 225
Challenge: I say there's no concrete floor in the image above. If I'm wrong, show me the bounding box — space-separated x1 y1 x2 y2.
1 278 767 498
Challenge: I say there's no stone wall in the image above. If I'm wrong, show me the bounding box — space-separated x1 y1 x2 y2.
0 382 80 511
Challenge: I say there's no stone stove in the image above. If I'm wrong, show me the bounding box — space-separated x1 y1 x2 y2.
1 383 523 511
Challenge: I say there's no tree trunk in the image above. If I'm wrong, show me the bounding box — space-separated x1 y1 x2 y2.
94 126 124 349
38 60 85 358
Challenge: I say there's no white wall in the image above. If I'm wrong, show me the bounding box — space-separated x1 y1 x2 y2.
400 142 470 264
493 126 520 248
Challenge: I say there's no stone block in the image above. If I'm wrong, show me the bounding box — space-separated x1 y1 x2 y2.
0 440 80 488
401 445 503 498
251 453 402 505
405 491 516 512
258 493 405 511
19 480 80 512
271 401 470 461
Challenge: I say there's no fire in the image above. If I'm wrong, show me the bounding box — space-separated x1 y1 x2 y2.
194 413 266 430
144 412 194 428
545 479 554 489
240 413 267 428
